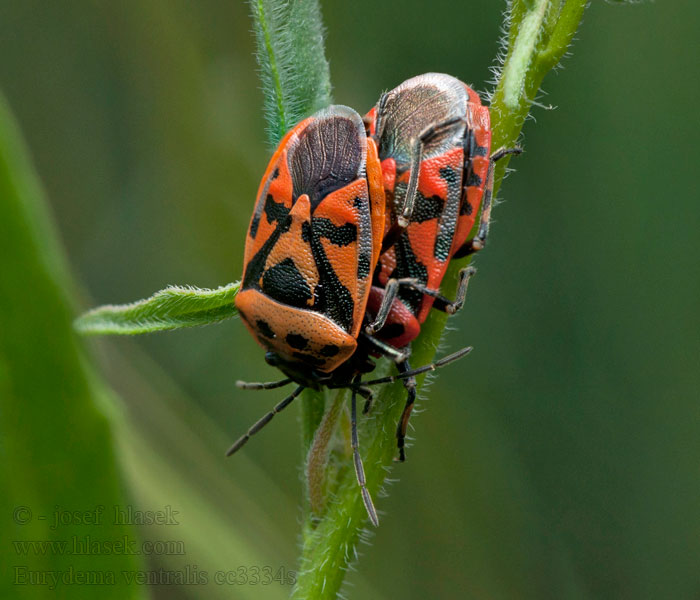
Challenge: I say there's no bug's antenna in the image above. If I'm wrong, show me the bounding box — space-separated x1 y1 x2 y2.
226 385 304 456
351 378 379 527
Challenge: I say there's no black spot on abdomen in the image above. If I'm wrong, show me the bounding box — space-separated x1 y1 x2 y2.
320 344 340 357
467 171 483 187
286 333 309 350
291 352 326 368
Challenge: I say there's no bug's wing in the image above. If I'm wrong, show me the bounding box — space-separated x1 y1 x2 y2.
241 117 312 291
376 73 468 163
289 106 375 338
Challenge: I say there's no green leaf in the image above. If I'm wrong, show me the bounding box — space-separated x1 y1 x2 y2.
74 282 240 335
249 0 332 147
0 92 146 598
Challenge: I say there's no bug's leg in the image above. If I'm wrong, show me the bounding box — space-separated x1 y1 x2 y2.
358 346 472 387
236 378 292 390
351 379 379 527
361 332 410 363
225 385 304 456
355 386 374 415
490 146 523 163
426 266 477 315
399 116 467 228
380 268 477 317
351 348 474 460
365 278 420 335
454 146 523 259
395 360 417 462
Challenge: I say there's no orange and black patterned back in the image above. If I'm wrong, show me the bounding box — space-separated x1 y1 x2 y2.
366 73 492 345
236 106 385 371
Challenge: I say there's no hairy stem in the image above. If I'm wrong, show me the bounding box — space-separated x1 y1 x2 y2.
248 0 332 148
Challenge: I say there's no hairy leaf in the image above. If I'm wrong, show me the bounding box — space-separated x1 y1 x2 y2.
75 283 240 335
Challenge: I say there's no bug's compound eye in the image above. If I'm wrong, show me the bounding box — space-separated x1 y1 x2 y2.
265 352 281 367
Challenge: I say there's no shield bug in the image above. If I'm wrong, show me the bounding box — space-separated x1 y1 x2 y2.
363 73 521 460
231 104 388 524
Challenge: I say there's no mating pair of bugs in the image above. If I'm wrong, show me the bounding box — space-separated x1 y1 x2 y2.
230 73 520 526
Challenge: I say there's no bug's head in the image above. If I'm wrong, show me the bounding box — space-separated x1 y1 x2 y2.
263 351 328 390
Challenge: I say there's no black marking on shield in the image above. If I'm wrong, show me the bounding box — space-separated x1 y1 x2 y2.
467 170 483 188
242 212 293 290
265 194 291 225
357 254 371 279
250 214 261 239
412 192 444 224
391 231 428 314
306 218 355 332
460 200 474 216
286 333 309 350
354 195 373 280
434 166 461 262
256 319 276 339
260 257 313 309
313 219 357 246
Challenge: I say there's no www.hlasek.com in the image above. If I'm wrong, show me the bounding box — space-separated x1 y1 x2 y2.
13 536 185 557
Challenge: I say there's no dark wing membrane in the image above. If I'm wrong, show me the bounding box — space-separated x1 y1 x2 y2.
289 105 367 211
377 73 468 164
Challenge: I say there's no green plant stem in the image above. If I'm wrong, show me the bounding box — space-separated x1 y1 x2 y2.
249 0 332 147
291 1 587 598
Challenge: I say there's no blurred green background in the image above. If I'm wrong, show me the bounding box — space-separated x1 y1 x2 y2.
1 1 698 598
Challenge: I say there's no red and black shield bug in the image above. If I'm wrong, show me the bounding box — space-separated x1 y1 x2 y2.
235 105 386 378
363 73 521 460
231 104 405 526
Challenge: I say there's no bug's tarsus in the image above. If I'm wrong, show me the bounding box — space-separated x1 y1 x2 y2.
356 386 374 414
490 146 523 163
365 278 419 335
351 378 379 527
361 332 410 363
432 266 477 315
225 385 304 456
395 359 417 462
